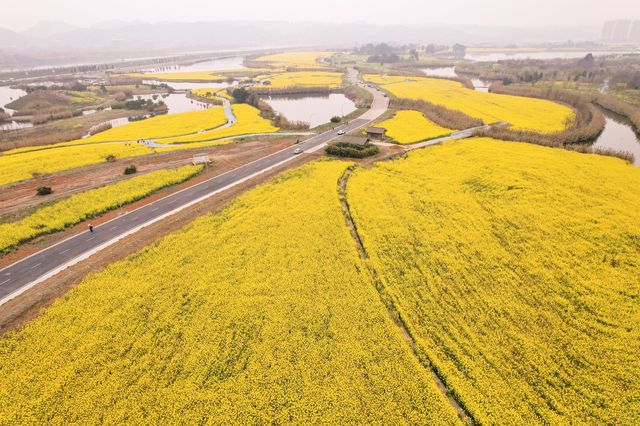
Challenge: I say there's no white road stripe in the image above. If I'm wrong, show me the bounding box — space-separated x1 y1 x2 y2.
0 279 10 286
30 263 41 269
60 249 71 254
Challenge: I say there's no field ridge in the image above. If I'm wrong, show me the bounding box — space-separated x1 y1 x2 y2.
337 165 474 424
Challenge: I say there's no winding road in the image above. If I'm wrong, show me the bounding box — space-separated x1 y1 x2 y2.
0 76 389 306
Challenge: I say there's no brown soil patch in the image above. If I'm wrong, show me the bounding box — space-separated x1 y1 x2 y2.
0 139 293 219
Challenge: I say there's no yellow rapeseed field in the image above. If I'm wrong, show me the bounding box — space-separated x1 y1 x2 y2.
0 165 202 253
254 51 334 68
124 69 275 82
365 74 575 133
160 104 278 144
259 72 343 89
376 110 454 144
190 88 233 100
0 106 274 186
0 161 459 424
347 138 640 424
84 108 228 143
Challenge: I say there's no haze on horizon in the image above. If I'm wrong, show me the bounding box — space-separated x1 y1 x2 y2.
1 0 637 31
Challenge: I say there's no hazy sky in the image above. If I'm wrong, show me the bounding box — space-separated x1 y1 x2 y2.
1 0 637 31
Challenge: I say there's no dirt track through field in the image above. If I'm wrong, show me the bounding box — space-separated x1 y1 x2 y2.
337 165 474 425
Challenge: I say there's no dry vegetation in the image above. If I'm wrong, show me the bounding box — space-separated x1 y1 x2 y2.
390 97 483 130
479 84 606 146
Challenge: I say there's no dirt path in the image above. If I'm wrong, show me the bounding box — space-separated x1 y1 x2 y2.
337 164 475 425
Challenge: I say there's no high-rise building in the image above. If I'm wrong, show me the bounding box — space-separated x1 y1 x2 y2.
612 20 632 42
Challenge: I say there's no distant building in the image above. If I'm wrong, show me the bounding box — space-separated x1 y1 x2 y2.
602 21 617 42
630 21 640 43
366 127 387 140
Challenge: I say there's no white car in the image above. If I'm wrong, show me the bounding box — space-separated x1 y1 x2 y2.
337 130 346 135
293 148 303 155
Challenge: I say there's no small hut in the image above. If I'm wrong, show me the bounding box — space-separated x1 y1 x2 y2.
366 127 387 140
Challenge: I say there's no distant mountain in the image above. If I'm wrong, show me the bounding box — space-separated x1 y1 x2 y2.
0 28 26 47
22 21 80 39
0 20 605 71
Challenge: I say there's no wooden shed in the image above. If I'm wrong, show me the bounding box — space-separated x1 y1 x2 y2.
366 127 387 140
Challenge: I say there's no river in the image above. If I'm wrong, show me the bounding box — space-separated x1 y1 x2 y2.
464 50 638 62
0 86 33 131
421 67 489 91
592 108 640 166
145 56 246 74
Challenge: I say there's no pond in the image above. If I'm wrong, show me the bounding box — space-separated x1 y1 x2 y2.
262 93 357 128
135 93 213 114
592 108 640 166
145 56 246 74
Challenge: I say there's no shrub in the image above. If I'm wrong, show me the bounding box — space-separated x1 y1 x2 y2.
391 97 483 130
105 154 117 163
325 142 379 158
89 122 113 136
123 165 137 175
330 116 342 123
36 186 53 196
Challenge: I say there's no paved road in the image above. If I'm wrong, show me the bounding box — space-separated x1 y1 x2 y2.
0 80 389 306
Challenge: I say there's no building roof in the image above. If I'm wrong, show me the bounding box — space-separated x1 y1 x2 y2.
366 127 386 134
334 135 370 146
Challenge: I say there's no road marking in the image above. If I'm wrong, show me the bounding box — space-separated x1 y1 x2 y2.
151 207 159 212
87 237 95 241
30 263 42 269
60 249 70 254
0 279 9 286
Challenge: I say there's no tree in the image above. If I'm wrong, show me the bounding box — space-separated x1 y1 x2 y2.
577 53 594 68
232 88 250 104
452 44 467 59
410 49 419 61
36 186 53 196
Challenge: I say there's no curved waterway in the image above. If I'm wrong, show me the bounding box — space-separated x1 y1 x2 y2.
592 108 640 166
0 85 32 131
421 67 489 91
